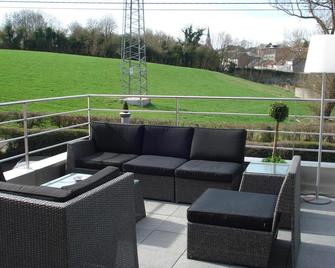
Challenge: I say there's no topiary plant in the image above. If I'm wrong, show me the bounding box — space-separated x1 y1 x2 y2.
269 102 289 160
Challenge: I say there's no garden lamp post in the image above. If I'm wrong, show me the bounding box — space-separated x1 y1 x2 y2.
304 34 335 205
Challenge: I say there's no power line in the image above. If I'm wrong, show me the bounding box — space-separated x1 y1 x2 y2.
0 6 322 11
0 0 305 5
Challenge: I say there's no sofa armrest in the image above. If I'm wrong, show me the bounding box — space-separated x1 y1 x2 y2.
67 139 96 171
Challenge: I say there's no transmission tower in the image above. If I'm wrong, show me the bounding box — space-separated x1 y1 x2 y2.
121 0 148 97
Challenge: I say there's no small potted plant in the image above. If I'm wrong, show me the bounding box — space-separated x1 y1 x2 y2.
120 101 131 124
263 102 289 163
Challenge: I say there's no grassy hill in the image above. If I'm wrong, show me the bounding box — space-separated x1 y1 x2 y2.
0 49 312 125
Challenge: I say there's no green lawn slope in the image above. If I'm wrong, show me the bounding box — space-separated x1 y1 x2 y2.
0 49 312 124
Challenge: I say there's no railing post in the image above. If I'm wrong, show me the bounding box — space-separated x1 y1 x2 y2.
22 102 30 169
176 97 179 126
87 95 91 139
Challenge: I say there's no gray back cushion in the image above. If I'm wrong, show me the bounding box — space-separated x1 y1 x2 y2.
142 125 194 158
91 122 144 154
190 128 247 163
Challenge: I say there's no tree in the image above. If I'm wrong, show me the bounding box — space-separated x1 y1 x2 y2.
272 0 335 116
8 10 47 48
180 25 205 66
269 102 289 160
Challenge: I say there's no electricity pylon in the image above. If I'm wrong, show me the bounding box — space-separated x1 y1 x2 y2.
121 0 148 97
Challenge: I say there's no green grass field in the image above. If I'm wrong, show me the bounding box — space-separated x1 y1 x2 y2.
0 49 314 125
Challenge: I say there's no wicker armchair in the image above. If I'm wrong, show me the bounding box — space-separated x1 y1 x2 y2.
0 172 139 268
187 156 301 268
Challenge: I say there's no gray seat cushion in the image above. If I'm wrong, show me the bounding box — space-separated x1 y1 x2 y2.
142 125 194 158
77 152 138 169
91 122 144 154
123 155 187 176
190 128 247 163
187 188 277 232
175 160 243 182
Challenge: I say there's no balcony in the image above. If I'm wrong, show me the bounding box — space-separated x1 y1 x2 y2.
1 94 335 268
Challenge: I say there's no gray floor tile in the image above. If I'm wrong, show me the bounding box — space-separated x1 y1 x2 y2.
144 200 180 216
136 227 153 244
171 204 190 218
140 230 186 254
301 211 335 236
297 242 335 268
136 213 168 230
138 245 183 268
156 215 188 234
172 251 229 268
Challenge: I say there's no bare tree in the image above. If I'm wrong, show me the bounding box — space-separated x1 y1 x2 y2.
99 15 117 39
272 0 335 34
272 0 335 116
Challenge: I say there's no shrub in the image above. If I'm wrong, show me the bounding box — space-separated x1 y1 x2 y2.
269 102 289 159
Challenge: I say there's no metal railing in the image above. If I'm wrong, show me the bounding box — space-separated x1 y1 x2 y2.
0 93 334 168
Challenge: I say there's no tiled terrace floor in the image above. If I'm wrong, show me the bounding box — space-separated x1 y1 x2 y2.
136 199 335 268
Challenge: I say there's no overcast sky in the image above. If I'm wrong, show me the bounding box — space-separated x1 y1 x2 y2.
0 0 318 44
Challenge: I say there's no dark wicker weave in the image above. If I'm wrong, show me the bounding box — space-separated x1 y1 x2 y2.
0 173 139 268
134 180 146 221
239 164 296 230
187 156 301 268
277 156 301 267
67 139 96 171
133 173 175 202
175 176 241 204
239 172 289 229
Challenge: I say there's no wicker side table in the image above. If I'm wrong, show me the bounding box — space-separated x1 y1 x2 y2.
239 162 291 229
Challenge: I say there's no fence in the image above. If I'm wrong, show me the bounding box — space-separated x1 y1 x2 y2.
0 94 334 168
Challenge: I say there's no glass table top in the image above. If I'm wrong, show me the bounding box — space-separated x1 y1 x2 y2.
41 173 91 188
245 162 289 176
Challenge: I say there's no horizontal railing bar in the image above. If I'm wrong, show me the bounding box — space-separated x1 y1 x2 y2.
1 94 335 108
27 108 88 121
0 94 88 107
89 93 327 102
0 152 26 163
28 123 89 138
247 129 335 137
246 144 335 153
179 111 334 119
28 136 89 155
91 107 335 120
0 136 25 144
91 108 176 114
0 118 24 125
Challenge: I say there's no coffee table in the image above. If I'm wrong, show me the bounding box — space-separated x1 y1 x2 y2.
240 162 289 195
42 172 146 222
41 173 91 188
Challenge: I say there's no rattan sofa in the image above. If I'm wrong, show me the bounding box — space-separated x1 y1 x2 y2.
67 122 247 203
0 171 139 268
187 155 301 268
